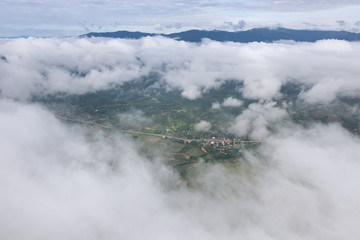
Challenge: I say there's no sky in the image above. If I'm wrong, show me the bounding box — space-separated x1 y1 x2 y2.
1 0 360 37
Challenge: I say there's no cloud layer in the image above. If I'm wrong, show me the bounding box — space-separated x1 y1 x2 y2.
1 99 360 239
1 37 360 102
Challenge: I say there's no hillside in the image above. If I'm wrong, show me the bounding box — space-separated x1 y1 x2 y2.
81 27 360 43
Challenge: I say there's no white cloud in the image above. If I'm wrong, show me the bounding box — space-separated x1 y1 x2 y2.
243 0 360 12
210 20 247 31
211 102 221 109
194 120 211 132
230 101 288 140
241 123 360 239
212 97 243 109
2 38 360 103
222 97 244 107
118 109 153 129
1 99 360 239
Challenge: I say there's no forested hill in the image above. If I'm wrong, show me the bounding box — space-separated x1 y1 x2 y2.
80 28 360 43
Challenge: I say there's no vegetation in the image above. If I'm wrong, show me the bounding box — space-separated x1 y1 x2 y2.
37 75 360 175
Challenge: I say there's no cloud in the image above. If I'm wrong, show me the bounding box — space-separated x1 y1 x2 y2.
241 123 360 239
211 20 247 31
194 120 211 132
211 102 221 110
154 23 182 31
222 97 244 107
1 99 360 239
0 99 180 239
0 37 147 99
243 0 360 12
2 37 360 103
118 109 153 130
336 20 347 26
212 97 243 109
230 101 288 140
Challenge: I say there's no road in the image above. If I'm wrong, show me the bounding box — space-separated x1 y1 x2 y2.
55 114 260 144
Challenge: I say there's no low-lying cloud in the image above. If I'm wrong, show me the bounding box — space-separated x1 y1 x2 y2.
118 109 153 130
230 101 288 140
1 100 360 239
1 37 360 103
212 97 243 109
194 120 211 132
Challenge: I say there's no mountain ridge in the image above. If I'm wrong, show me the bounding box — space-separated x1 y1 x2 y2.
80 27 360 43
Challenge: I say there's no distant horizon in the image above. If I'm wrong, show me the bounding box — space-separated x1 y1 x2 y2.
2 26 360 39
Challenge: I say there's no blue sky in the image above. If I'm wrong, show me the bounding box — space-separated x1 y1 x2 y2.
1 0 360 37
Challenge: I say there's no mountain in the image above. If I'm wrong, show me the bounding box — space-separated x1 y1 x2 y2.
81 30 156 39
80 28 360 43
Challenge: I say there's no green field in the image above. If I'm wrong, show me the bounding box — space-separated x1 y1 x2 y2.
41 76 360 178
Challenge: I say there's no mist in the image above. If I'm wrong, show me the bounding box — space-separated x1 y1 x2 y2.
1 37 360 239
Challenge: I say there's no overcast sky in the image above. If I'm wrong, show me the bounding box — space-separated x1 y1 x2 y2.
1 0 360 37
